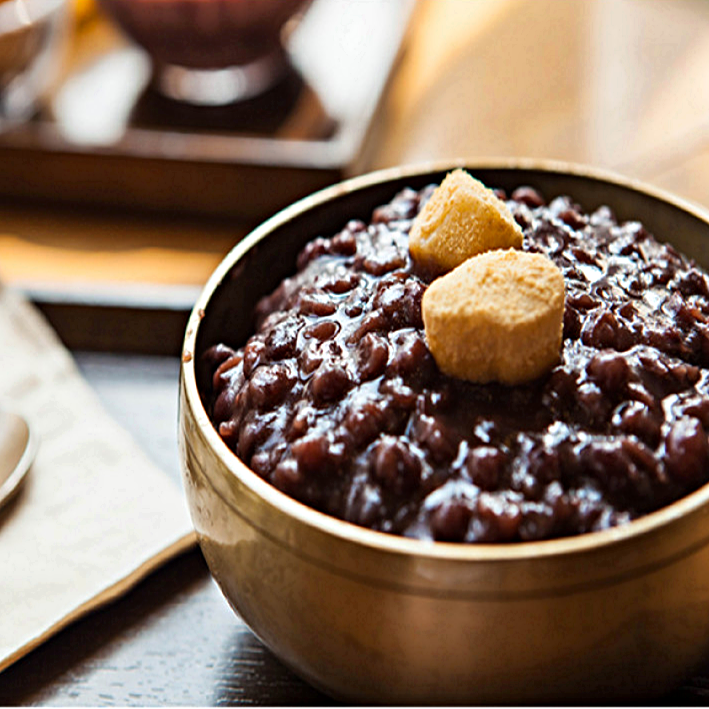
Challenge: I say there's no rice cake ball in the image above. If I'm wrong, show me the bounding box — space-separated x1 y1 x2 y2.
409 169 523 274
423 249 565 384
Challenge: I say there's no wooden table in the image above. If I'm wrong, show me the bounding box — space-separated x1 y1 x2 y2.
5 0 709 704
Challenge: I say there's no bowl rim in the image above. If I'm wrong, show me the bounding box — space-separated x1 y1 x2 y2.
181 156 709 563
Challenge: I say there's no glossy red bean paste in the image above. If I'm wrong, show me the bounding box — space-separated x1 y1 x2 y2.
204 184 709 542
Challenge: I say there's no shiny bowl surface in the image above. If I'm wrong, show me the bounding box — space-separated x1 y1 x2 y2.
179 160 709 704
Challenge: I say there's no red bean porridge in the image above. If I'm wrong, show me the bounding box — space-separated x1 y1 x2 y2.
204 184 709 542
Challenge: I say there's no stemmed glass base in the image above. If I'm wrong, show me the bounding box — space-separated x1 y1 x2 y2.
154 47 288 106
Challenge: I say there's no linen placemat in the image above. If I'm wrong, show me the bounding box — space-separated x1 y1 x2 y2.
0 285 196 673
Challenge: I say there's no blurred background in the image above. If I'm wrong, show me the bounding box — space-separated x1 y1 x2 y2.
1 0 709 302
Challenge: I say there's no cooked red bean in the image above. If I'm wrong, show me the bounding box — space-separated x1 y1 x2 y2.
665 418 709 485
331 230 358 256
612 401 662 446
204 343 237 370
303 320 339 341
248 363 295 410
291 434 344 474
237 415 272 460
415 415 458 463
372 436 422 495
298 290 337 316
265 319 301 360
586 351 630 393
430 500 472 542
559 208 586 230
343 400 389 447
242 338 266 377
271 459 304 496
356 333 389 382
465 447 506 491
581 309 622 349
387 331 433 382
511 186 545 208
310 365 353 404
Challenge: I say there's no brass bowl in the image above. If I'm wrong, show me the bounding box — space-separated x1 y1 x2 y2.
179 160 709 704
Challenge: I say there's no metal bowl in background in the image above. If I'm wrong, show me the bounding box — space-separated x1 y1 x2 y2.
179 160 709 704
97 0 310 105
0 0 68 127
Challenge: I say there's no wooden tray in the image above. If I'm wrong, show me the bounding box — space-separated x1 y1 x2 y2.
0 0 414 222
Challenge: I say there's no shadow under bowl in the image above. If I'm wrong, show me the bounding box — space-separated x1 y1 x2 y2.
179 159 709 705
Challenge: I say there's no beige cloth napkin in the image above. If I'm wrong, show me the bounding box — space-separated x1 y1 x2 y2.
0 286 196 673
